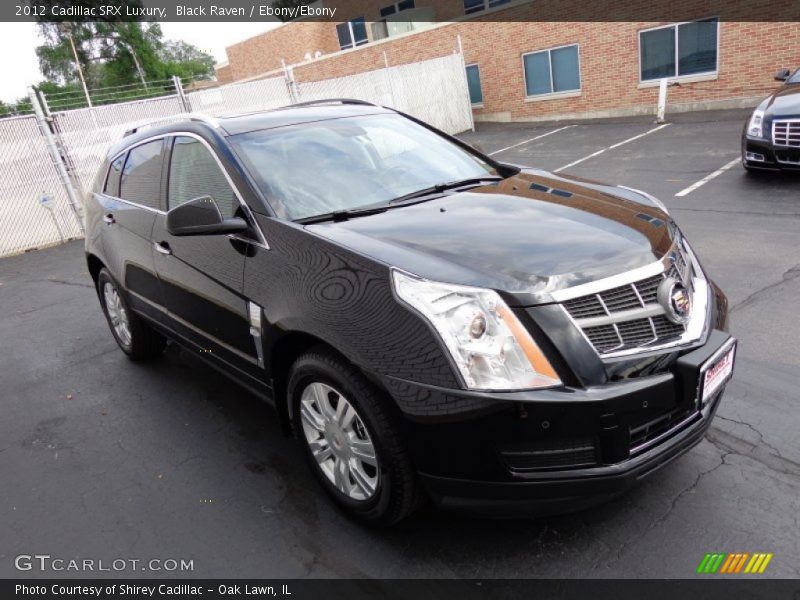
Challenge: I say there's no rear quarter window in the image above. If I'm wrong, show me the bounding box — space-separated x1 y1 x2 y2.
103 155 125 196
119 140 164 209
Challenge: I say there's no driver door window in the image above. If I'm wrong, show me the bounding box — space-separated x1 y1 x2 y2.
168 136 237 217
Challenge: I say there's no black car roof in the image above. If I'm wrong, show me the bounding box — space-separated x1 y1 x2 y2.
107 101 395 159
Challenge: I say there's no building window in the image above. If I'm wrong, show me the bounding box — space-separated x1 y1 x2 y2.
523 44 581 98
380 0 415 17
336 18 369 50
466 64 483 105
464 0 510 15
639 18 719 81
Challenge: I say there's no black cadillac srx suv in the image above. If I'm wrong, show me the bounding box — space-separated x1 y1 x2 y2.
86 100 735 525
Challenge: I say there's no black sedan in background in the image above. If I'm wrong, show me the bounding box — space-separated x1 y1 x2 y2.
742 67 800 171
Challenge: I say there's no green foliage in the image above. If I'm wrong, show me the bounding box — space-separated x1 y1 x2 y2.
34 20 216 107
158 40 217 80
0 94 34 117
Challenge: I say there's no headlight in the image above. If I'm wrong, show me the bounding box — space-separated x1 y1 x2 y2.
391 270 561 391
747 109 765 138
619 185 669 215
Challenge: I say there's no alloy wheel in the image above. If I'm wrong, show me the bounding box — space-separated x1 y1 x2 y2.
103 282 132 347
299 382 379 501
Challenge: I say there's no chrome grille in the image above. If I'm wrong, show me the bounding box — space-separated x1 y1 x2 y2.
773 120 800 147
562 245 695 355
563 273 664 319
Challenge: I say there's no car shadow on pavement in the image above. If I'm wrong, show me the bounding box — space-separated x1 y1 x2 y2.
159 341 665 576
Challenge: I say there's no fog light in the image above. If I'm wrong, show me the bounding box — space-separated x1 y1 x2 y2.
745 152 765 162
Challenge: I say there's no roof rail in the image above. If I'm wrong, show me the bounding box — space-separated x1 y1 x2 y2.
123 113 220 137
276 98 380 110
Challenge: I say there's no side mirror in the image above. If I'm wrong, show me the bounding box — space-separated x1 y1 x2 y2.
774 68 791 82
166 196 248 236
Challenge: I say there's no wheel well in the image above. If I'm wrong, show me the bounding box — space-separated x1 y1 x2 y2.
86 254 104 287
270 332 360 435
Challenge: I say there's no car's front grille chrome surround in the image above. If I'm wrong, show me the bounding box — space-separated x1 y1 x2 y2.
554 240 709 358
772 119 800 148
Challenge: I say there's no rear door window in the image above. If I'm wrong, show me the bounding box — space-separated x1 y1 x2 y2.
120 140 164 209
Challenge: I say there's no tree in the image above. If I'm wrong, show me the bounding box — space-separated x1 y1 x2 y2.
36 22 95 85
158 40 216 80
35 21 215 92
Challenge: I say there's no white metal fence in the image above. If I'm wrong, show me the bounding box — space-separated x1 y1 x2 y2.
0 115 84 257
186 76 294 117
0 50 472 258
295 54 473 135
52 95 186 200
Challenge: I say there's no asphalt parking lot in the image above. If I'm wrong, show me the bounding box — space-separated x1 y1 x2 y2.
2 108 799 579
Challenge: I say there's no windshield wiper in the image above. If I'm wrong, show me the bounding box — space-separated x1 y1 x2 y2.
296 177 503 225
295 204 390 225
388 176 503 205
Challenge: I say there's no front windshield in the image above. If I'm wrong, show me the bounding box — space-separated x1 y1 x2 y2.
230 113 496 221
788 69 800 84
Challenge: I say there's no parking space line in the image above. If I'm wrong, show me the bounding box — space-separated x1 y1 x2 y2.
553 124 671 172
674 157 741 197
488 125 575 156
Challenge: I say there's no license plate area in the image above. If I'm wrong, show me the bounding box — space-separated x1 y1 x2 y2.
697 339 736 408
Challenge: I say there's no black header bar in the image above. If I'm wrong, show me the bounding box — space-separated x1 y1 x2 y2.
4 0 799 22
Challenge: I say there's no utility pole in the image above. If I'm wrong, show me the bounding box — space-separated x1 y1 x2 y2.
62 25 92 108
128 46 149 89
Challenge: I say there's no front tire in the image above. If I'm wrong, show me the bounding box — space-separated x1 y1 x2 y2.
97 268 166 361
288 348 423 526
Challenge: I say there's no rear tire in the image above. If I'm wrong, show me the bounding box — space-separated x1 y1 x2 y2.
288 348 423 526
97 268 166 361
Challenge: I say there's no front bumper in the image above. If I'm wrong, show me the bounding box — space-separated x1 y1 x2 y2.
742 135 800 171
377 330 735 514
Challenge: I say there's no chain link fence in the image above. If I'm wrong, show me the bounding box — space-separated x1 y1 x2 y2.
185 76 293 116
0 49 473 258
0 115 84 257
292 53 473 135
52 94 186 197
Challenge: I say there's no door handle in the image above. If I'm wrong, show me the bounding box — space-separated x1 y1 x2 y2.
103 213 115 224
154 241 172 255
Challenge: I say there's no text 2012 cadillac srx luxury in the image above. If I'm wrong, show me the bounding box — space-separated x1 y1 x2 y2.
86 101 736 525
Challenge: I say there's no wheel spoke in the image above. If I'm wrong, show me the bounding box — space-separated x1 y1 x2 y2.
300 401 325 432
333 457 350 494
335 396 346 423
349 460 377 497
338 403 356 428
349 439 377 466
308 438 332 464
103 285 114 310
313 384 336 420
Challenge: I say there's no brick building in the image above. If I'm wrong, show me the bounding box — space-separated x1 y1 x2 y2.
216 0 799 122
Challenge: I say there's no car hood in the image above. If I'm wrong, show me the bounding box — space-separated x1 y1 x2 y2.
765 84 800 117
306 170 676 305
